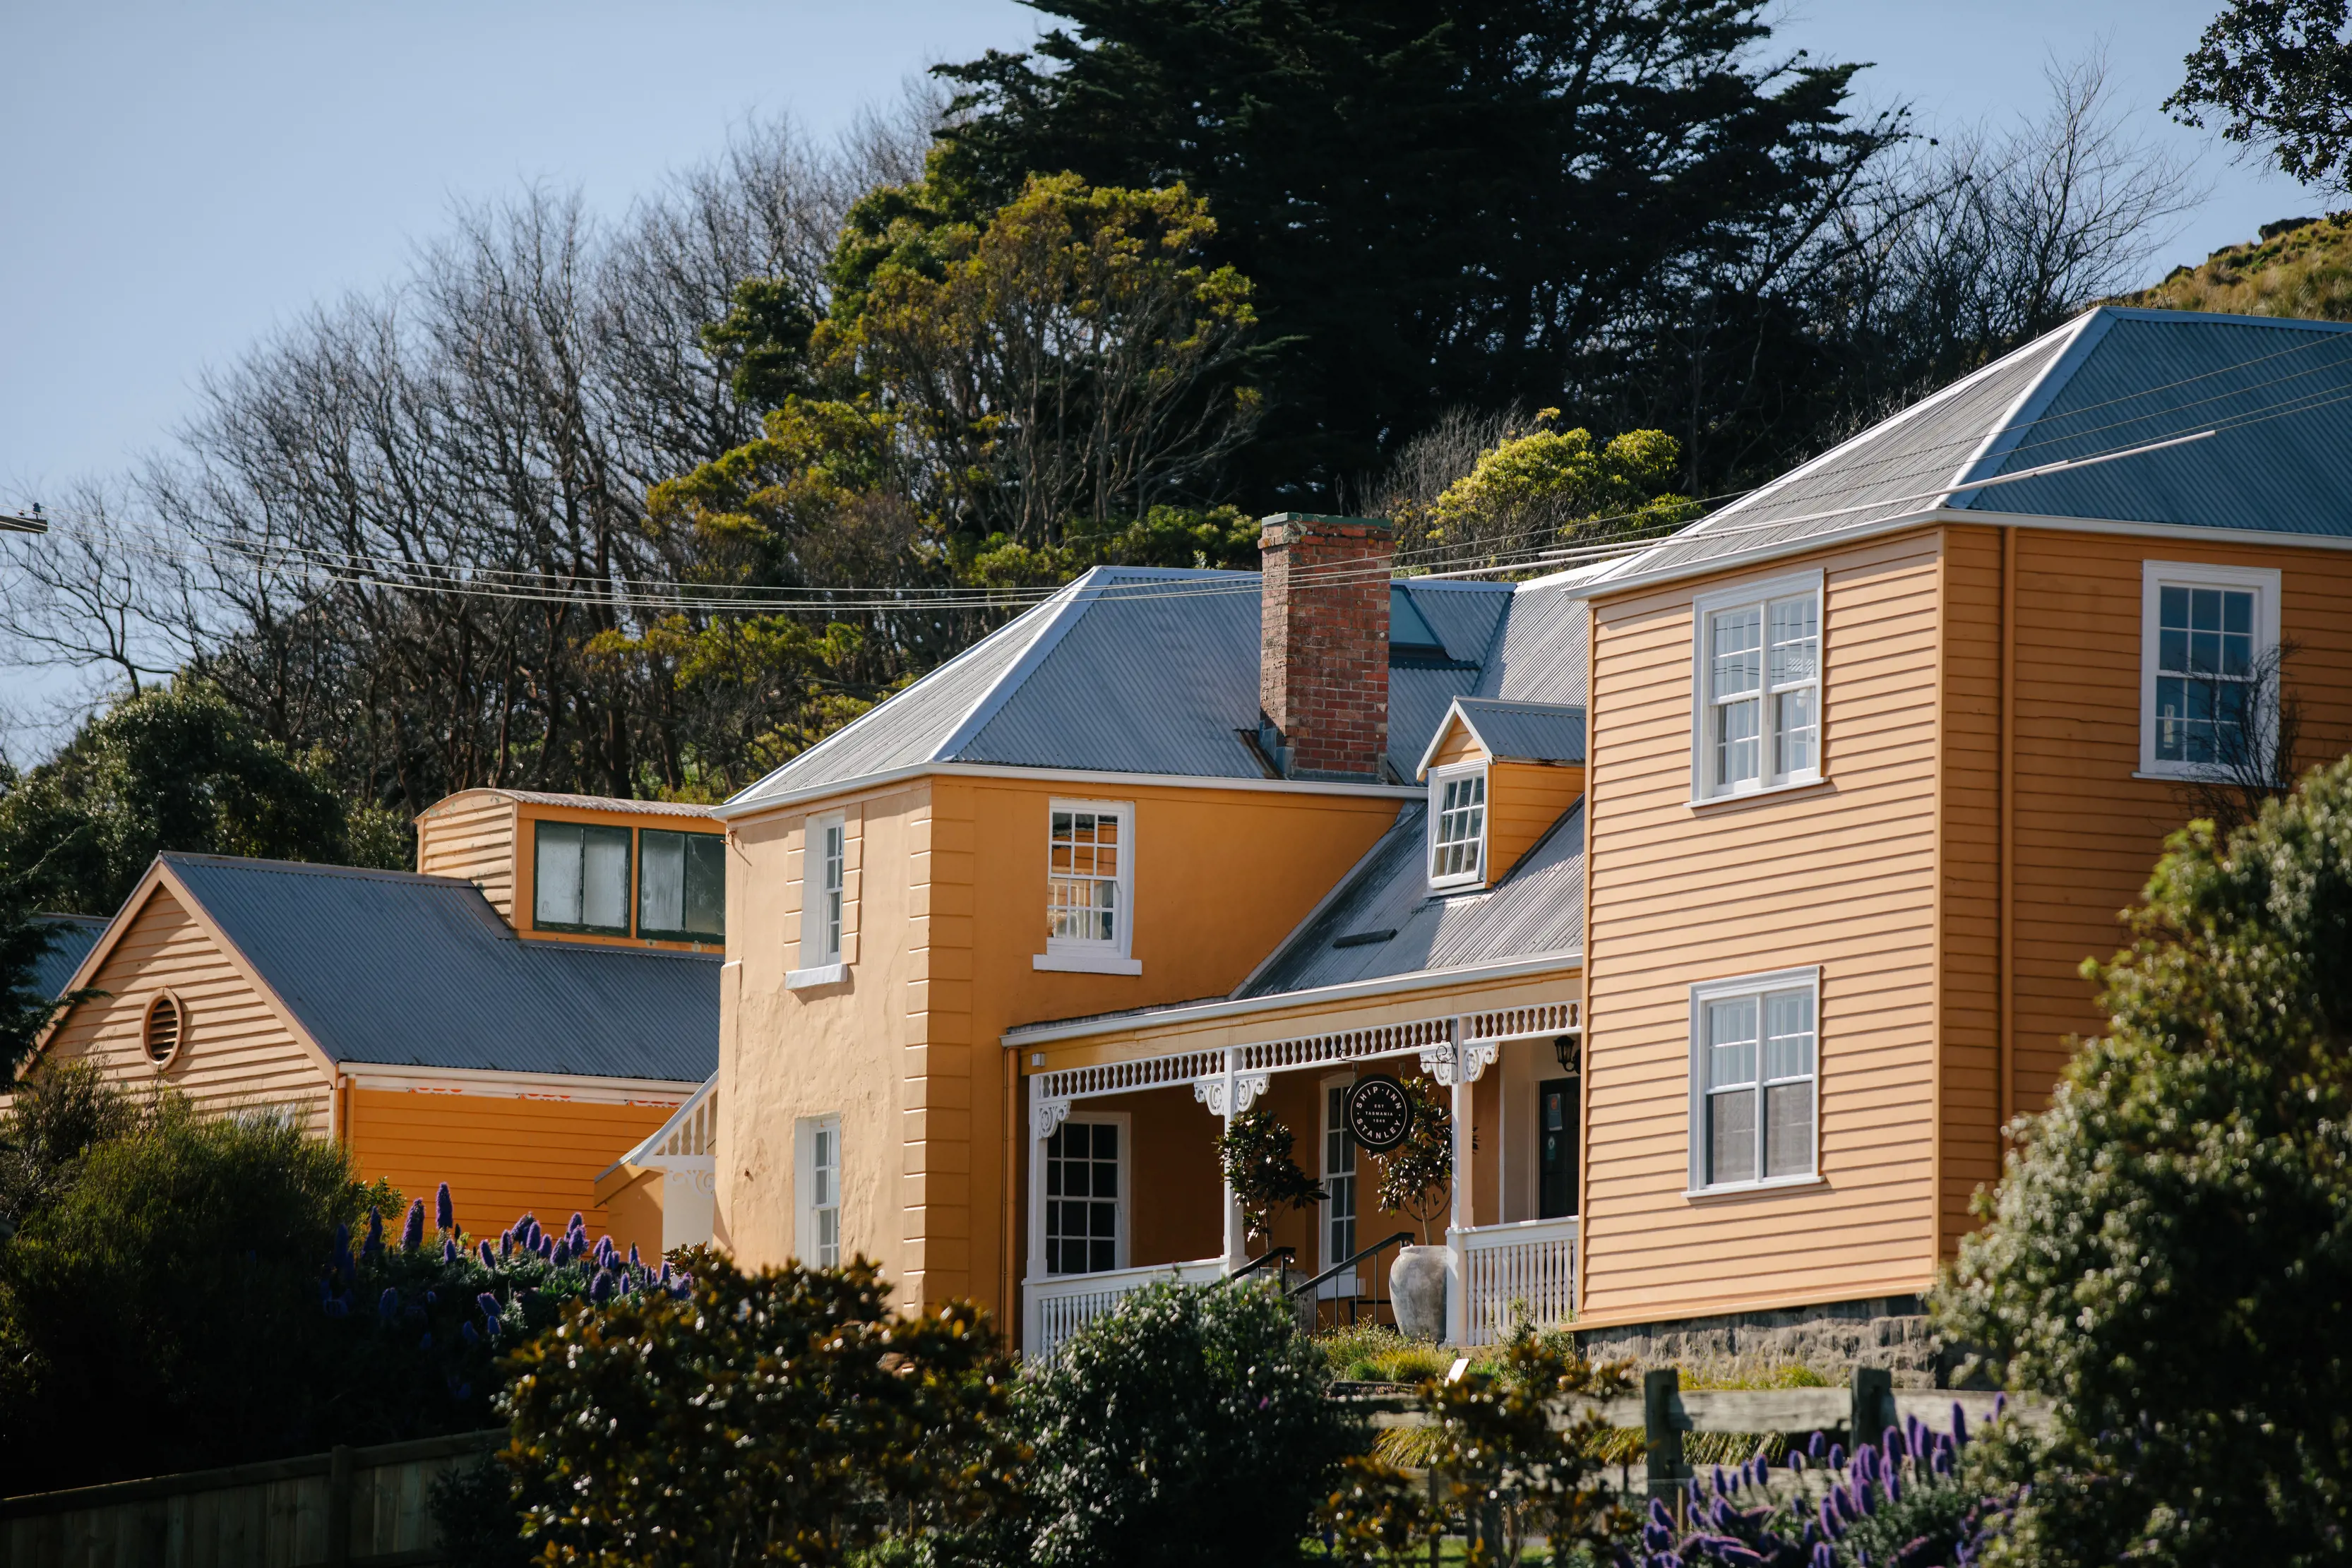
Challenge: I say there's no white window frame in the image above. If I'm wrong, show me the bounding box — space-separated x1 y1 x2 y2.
1426 762 1489 890
1034 798 1142 975
2137 560 2283 782
1037 1110 1130 1276
794 1114 843 1267
1318 1072 1360 1299
787 812 847 988
1689 569 1825 804
1685 965 1822 1197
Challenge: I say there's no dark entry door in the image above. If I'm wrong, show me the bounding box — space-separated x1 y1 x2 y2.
1538 1075 1579 1219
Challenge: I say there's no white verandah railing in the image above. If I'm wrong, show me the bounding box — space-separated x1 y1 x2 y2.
1456 1215 1580 1346
1024 1257 1226 1359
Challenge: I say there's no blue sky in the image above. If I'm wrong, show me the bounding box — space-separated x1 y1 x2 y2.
0 1 2312 505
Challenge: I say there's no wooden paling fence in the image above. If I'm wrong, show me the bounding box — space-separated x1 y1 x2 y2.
0 1430 504 1568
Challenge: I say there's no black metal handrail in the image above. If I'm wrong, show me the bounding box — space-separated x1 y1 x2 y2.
1227 1244 1296 1282
1286 1230 1415 1301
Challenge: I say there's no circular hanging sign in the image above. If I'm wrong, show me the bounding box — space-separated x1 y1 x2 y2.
1346 1074 1414 1154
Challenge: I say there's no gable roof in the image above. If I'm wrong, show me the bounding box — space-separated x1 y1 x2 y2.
1236 798 1584 1000
422 789 716 821
1611 307 2352 586
28 914 106 999
1414 698 1587 779
63 855 717 1084
722 567 1566 812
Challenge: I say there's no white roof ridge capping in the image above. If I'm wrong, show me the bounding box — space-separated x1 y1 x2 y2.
1940 309 2113 508
924 565 1125 761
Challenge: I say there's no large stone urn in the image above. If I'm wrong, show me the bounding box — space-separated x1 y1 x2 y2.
1389 1244 1448 1342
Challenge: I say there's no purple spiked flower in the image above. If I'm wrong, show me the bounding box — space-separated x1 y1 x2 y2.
659 1262 674 1285
1827 1443 1845 1471
589 1267 616 1305
1820 1495 1841 1538
551 1238 571 1267
442 1238 458 1264
478 1240 495 1266
436 1182 455 1233
1952 1402 1971 1445
1789 1452 1809 1472
1808 1429 1827 1458
1812 1545 1834 1568
364 1208 385 1258
1884 1427 1905 1476
568 1211 585 1236
401 1199 426 1252
628 1243 641 1267
378 1287 399 1321
1993 1392 2006 1420
1712 1466 1729 1498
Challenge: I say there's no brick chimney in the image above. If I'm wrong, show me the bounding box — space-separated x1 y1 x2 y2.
1257 512 1392 782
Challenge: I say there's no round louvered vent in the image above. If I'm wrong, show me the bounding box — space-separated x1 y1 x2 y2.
143 992 185 1067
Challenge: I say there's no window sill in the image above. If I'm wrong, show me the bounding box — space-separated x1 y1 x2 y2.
2131 768 2284 784
1687 777 1827 810
1684 1174 1825 1202
786 962 847 990
1034 951 1143 976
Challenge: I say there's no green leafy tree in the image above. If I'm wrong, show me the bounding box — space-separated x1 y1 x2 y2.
933 1 1897 496
1214 1107 1326 1247
0 683 403 917
2168 0 2352 194
500 1252 1020 1568
1938 754 2352 1567
1400 413 1700 563
1009 1279 1352 1568
0 882 102 1079
1369 1076 1453 1245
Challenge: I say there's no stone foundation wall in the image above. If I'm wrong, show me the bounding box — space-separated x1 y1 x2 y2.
1575 1295 1951 1388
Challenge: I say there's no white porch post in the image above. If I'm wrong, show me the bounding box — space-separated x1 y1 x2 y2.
1025 1075 1056 1355
1222 1048 1247 1271
1447 1022 1474 1346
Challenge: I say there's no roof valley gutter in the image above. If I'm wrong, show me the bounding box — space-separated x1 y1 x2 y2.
1002 946 1583 1048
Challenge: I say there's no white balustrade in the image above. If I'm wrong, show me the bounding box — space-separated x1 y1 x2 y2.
1022 1257 1227 1359
1455 1216 1579 1346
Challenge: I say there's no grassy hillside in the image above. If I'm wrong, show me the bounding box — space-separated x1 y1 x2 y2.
2119 212 2352 322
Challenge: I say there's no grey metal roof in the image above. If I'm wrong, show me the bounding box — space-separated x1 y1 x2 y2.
29 914 106 999
1437 699 1585 767
1238 800 1584 998
1607 308 2352 583
459 790 716 820
164 854 717 1082
727 569 1534 806
1475 577 1590 705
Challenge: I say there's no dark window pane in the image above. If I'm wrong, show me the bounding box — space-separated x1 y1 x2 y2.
684 834 727 937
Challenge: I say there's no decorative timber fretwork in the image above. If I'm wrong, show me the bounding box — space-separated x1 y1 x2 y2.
1023 1000 1580 1139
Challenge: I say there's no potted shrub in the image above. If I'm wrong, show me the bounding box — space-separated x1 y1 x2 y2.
1212 1108 1325 1258
1369 1075 1452 1341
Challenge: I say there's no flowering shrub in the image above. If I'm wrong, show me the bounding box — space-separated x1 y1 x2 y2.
1636 1402 2015 1568
314 1183 686 1438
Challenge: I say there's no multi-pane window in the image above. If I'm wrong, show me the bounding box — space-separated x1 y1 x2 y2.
534 822 631 934
1695 577 1821 799
1323 1083 1358 1278
1047 806 1126 948
1692 972 1817 1190
2141 563 2280 779
799 814 846 970
638 830 726 941
798 1116 841 1267
1044 1119 1121 1274
2154 585 2255 765
1428 768 1487 886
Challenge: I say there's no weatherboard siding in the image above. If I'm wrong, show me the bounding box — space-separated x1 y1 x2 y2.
345 1087 679 1244
40 884 330 1124
1581 529 1945 1324
414 793 519 922
1486 761 1584 881
1937 526 2005 1259
1999 527 2352 1115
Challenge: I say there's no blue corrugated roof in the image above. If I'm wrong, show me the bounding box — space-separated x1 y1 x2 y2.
29 914 106 999
165 854 717 1082
1611 307 2352 582
1238 799 1584 998
727 568 1572 808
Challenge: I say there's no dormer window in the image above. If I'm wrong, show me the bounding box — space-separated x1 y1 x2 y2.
1428 764 1488 888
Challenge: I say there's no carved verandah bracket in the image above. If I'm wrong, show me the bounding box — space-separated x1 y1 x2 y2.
1192 1072 1270 1118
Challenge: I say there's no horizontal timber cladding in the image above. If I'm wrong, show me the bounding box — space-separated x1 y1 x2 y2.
2000 527 2352 1115
1582 529 1945 1323
344 1087 681 1244
38 883 330 1125
1938 527 2004 1259
413 792 519 923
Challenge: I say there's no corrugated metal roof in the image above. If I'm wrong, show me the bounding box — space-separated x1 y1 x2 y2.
1476 581 1589 705
30 914 106 999
727 568 1536 806
453 791 715 819
1238 800 1584 998
1601 307 2352 585
1444 698 1585 765
165 854 716 1082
